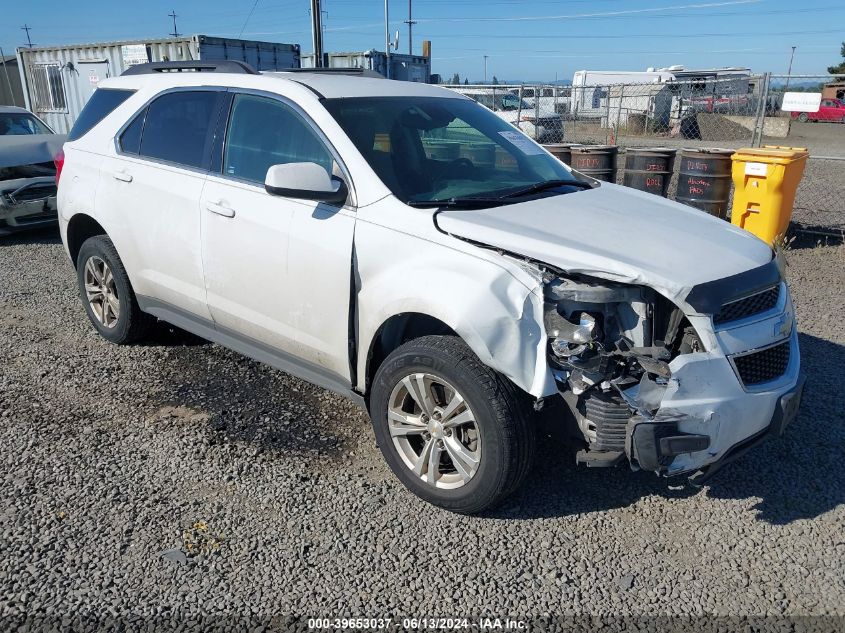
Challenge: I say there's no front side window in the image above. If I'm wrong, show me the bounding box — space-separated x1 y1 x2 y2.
0 112 52 135
323 96 579 206
139 90 222 169
223 94 333 184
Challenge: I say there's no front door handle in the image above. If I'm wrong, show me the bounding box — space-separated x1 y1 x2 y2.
206 201 236 218
112 170 133 183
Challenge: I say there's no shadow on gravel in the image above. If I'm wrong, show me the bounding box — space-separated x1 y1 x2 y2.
705 332 845 525
786 225 844 249
0 226 61 246
493 332 844 524
140 322 211 348
159 346 351 459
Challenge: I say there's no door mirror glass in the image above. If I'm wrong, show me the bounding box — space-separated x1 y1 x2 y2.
264 162 348 205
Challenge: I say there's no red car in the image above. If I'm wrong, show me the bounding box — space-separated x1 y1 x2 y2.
792 98 845 123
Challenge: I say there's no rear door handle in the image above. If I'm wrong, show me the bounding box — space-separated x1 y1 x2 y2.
112 170 133 183
206 201 236 218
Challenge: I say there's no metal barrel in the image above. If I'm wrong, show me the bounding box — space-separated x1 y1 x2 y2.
460 142 496 167
623 147 677 198
570 145 619 182
676 149 735 218
542 143 582 165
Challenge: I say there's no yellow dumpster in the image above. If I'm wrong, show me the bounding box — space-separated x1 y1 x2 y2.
730 146 809 245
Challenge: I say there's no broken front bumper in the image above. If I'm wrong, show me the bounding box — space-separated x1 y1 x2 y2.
627 326 802 480
0 177 59 234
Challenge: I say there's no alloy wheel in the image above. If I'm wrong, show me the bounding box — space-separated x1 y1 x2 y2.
387 372 481 489
84 255 120 328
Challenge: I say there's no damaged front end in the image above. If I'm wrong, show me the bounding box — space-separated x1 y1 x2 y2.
544 274 713 473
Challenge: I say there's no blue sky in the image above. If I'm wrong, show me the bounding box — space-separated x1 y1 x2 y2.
1 0 841 81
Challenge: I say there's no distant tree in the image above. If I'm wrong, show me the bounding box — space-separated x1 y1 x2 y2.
492 75 499 85
828 42 845 74
464 78 469 85
451 73 461 85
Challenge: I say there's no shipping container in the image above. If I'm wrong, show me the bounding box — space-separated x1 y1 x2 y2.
16 35 300 133
301 50 431 83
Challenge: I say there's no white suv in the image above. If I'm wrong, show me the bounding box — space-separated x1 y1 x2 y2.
57 61 803 513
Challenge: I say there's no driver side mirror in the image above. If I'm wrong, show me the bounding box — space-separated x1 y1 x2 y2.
264 162 348 205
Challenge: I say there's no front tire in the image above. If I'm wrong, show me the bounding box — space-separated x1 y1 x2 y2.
76 235 153 344
797 112 809 123
370 335 535 514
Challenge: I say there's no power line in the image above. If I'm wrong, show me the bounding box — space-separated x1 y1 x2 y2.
238 0 261 37
412 0 763 23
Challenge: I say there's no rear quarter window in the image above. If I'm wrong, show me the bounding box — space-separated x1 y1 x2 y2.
67 88 135 141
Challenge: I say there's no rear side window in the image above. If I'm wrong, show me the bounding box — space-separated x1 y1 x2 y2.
139 90 222 169
67 88 134 141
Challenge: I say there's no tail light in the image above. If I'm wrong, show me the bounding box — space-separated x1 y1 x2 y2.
54 149 65 186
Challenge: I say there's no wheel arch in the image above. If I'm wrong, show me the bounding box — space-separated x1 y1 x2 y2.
364 312 458 393
357 284 553 401
66 213 108 268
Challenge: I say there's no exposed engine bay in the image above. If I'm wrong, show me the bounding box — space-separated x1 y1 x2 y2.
543 273 707 470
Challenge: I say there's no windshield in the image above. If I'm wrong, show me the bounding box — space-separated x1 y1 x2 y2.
0 112 52 136
323 96 580 205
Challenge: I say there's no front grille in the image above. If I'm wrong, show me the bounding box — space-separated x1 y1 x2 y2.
714 285 780 325
733 340 790 386
3 183 57 205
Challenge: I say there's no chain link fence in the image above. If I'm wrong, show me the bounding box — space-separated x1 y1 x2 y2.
445 73 845 237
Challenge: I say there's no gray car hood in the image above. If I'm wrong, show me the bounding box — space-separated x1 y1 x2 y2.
436 182 773 303
0 134 66 170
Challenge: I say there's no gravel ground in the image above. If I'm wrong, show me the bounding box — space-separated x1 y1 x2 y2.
1 228 843 631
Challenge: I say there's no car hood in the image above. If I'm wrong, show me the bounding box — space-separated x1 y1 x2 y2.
0 134 66 170
435 182 773 303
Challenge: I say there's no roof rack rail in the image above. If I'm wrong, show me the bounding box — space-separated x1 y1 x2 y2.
279 68 384 79
121 60 259 76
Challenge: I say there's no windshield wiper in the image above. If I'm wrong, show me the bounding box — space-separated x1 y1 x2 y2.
499 179 593 199
406 196 512 209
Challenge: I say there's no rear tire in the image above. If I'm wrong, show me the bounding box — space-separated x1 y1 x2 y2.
370 335 535 514
76 235 154 344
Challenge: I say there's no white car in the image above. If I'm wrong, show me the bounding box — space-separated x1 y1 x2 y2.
448 87 564 143
57 61 802 514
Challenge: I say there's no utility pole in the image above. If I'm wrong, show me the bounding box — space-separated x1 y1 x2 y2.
483 55 488 83
21 24 33 48
404 0 416 56
784 45 797 92
310 0 324 67
384 0 391 79
168 10 180 38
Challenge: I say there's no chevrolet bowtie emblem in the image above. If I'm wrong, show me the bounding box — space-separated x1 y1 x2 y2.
774 313 792 339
